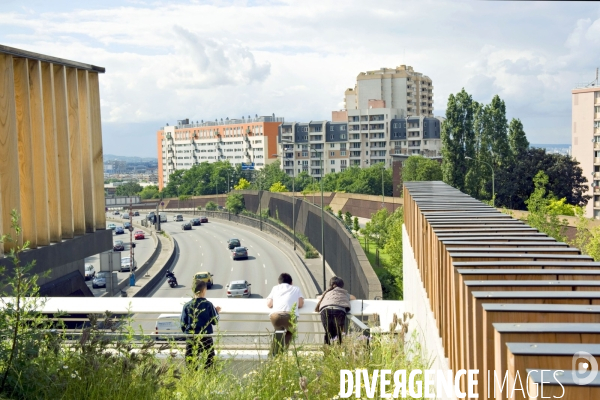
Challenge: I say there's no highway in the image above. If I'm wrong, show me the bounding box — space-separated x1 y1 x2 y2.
131 212 321 345
85 218 156 296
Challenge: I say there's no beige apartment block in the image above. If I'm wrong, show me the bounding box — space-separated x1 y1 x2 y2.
344 64 434 117
572 74 600 218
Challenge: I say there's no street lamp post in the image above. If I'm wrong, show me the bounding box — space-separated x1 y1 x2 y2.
311 145 326 293
273 145 296 251
465 156 495 207
381 163 385 208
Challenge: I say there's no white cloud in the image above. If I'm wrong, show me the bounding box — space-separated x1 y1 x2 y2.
0 0 598 156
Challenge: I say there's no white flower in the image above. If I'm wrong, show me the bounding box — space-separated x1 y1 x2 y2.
62 365 68 369
71 373 76 378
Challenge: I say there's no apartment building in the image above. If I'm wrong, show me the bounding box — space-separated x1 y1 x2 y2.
157 116 283 189
343 65 434 117
572 70 600 218
278 112 442 178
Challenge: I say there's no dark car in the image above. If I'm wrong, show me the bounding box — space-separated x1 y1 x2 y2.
232 246 248 260
227 239 240 249
199 216 208 223
113 240 125 251
134 211 140 216
181 222 192 230
124 221 131 230
191 218 201 226
115 226 125 235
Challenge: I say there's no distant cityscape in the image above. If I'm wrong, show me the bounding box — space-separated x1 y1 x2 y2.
530 144 571 156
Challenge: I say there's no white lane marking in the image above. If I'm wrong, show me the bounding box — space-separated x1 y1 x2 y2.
231 267 233 271
263 264 266 269
257 253 260 257
202 253 204 256
265 279 267 285
250 245 253 248
201 263 203 267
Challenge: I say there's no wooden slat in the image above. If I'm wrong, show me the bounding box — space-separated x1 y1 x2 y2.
0 54 22 251
41 62 61 242
66 67 84 236
27 59 50 246
13 57 37 248
88 72 105 230
77 70 95 233
53 64 73 239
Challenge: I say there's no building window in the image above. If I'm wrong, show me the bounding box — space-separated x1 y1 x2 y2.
330 143 335 148
331 168 335 173
330 160 335 165
302 151 308 157
330 126 334 131
341 126 346 131
330 151 335 156
341 134 346 139
341 151 346 156
424 140 428 145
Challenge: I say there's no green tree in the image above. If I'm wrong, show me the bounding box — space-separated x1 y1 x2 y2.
115 182 143 196
547 198 575 216
343 211 352 227
525 171 568 242
361 208 390 248
402 156 443 182
353 216 360 234
508 118 529 161
441 88 475 192
269 181 287 192
226 193 245 214
139 185 159 199
337 210 343 219
234 178 251 190
205 201 218 211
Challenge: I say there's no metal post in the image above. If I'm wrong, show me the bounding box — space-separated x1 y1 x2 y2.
381 164 384 208
292 170 296 251
129 198 135 286
320 152 325 293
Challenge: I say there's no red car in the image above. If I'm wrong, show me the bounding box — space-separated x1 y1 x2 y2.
199 216 208 223
134 230 145 240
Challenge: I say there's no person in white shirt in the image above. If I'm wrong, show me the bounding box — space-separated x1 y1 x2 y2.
266 273 304 354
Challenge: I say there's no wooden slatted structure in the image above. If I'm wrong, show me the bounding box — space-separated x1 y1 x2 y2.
403 181 600 399
0 45 106 252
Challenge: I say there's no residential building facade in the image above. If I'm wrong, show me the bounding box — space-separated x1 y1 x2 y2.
156 116 283 189
342 65 434 117
572 73 600 218
278 113 442 178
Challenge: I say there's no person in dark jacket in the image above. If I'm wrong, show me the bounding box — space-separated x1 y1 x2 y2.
180 280 221 369
315 277 356 345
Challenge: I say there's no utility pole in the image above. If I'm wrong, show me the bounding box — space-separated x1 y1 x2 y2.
129 197 135 287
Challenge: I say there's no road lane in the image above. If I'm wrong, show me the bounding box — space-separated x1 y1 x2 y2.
135 213 320 344
85 220 156 296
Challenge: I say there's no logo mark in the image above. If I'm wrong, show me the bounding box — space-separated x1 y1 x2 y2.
572 351 598 385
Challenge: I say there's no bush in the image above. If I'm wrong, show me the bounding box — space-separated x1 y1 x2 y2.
205 201 218 211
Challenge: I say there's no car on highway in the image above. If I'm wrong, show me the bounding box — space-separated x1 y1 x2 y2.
147 212 156 221
122 213 130 219
113 211 120 216
191 218 201 226
193 271 214 289
108 223 116 230
226 280 251 298
113 240 125 251
154 314 184 341
174 214 183 222
181 222 192 230
227 239 241 249
134 211 140 216
124 221 131 230
199 216 208 223
134 230 145 240
84 264 96 280
232 246 249 260
159 212 167 222
92 272 107 288
114 226 125 235
120 257 137 272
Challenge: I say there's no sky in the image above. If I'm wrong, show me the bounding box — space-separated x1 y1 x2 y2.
1 0 599 157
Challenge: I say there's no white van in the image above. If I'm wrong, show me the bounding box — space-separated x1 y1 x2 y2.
154 314 183 341
159 212 167 223
173 214 183 222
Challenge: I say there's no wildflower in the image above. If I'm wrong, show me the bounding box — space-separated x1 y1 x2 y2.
333 396 340 400
71 374 76 379
62 365 68 369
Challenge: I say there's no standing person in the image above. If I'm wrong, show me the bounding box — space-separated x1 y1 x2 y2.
266 273 304 355
315 277 356 345
180 280 221 369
